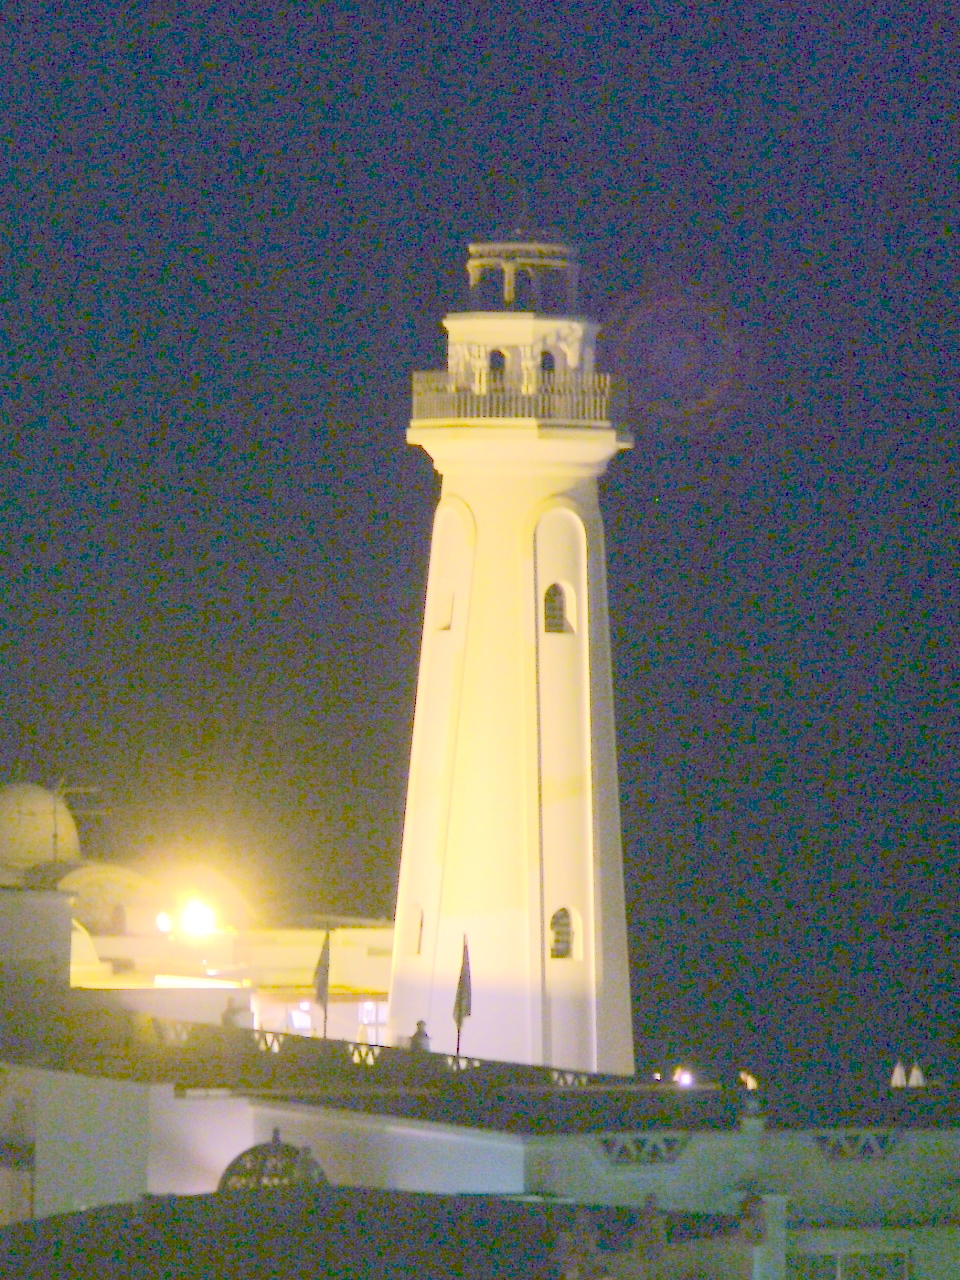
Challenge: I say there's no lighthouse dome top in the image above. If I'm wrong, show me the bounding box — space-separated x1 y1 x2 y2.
465 240 579 314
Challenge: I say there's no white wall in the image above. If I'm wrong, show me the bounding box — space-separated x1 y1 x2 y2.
390 418 634 1072
33 1071 151 1218
148 1086 255 1195
250 1103 526 1196
910 1228 960 1280
146 1088 524 1197
526 1127 757 1213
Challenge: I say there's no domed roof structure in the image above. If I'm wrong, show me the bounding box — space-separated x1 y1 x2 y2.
55 862 160 937
218 1129 327 1193
0 783 80 879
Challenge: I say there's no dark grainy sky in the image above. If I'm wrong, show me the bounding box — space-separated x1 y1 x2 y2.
1 1 956 1084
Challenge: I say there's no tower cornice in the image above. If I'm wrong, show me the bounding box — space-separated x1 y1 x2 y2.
407 424 630 475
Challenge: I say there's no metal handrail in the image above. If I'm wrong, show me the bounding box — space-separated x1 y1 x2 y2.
411 370 623 425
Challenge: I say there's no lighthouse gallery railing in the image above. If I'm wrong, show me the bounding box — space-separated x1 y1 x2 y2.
411 370 623 425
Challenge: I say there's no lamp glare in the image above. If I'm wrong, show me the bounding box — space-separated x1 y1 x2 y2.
180 899 217 937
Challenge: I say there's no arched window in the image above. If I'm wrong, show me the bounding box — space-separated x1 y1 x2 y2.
488 348 506 378
540 350 555 375
550 908 573 959
544 583 568 633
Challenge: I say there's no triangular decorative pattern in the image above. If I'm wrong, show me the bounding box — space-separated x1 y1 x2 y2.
598 1133 689 1166
811 1131 899 1161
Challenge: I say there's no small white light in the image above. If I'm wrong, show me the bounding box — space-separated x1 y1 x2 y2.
156 911 172 934
299 1001 311 1012
676 1069 694 1087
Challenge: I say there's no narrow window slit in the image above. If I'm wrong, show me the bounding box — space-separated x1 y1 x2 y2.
550 909 573 959
544 583 568 633
436 592 454 632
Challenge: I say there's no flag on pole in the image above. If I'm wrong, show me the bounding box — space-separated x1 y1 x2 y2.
453 936 471 1053
313 932 331 1037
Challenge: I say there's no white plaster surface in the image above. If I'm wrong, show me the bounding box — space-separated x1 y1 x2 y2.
389 289 634 1076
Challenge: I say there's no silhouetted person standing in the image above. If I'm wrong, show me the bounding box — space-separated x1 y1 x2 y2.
409 1020 431 1052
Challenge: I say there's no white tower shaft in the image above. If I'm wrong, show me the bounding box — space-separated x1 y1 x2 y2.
388 243 634 1074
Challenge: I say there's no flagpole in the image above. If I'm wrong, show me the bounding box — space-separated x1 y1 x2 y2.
314 931 331 1041
453 935 471 1058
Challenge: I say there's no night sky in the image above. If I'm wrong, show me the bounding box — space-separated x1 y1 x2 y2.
1 3 956 1086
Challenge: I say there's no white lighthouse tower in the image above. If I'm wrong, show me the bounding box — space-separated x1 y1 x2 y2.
387 241 634 1075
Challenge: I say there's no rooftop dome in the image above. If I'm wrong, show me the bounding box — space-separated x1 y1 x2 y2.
0 784 80 876
218 1129 327 1193
54 862 159 936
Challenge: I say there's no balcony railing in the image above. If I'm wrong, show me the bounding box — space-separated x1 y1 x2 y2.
411 370 623 426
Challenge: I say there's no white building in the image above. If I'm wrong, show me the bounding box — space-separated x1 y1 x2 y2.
0 781 393 1043
2 1055 959 1279
388 240 634 1075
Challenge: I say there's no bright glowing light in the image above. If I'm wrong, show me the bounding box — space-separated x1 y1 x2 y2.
672 1066 694 1087
156 911 172 934
739 1070 759 1091
179 898 217 937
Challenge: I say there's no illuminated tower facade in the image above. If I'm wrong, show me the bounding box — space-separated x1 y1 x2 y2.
387 242 634 1074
